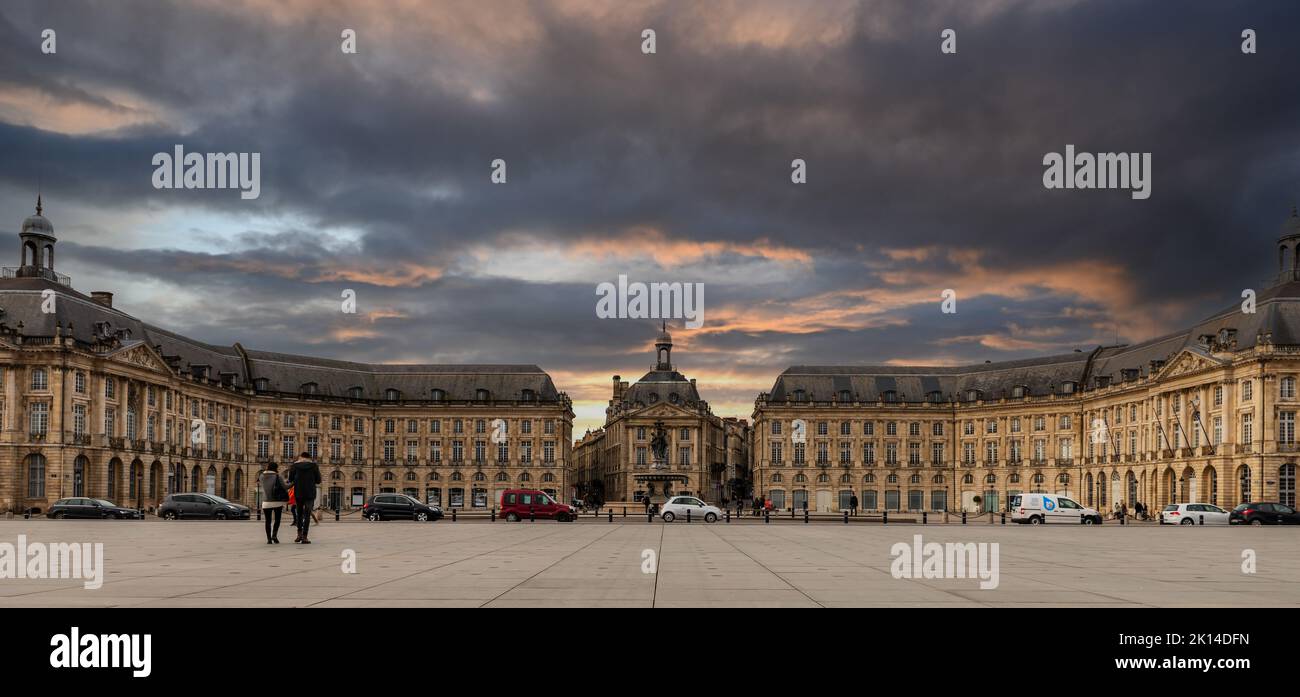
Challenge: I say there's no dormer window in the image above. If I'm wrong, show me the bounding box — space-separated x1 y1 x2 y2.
431 388 446 401
648 392 659 403
253 378 270 392
838 390 852 402
669 393 679 404
966 389 981 402
385 389 401 401
521 389 535 401
348 386 364 399
1061 381 1076 394
475 389 490 401
793 389 806 402
882 390 897 403
301 382 318 395
1011 385 1026 399
927 390 943 403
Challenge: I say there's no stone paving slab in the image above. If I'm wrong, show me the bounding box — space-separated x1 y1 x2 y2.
0 519 1295 608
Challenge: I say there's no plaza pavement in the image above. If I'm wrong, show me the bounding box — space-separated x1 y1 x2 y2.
0 517 1295 608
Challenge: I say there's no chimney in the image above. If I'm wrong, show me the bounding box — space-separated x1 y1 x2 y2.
90 291 114 308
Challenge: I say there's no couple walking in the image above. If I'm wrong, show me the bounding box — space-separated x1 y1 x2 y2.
257 452 322 544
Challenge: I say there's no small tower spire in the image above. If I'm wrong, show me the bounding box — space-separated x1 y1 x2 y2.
35 194 42 216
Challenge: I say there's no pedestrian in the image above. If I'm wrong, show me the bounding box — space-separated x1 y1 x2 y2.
258 462 289 544
763 497 773 513
643 494 651 515
287 451 321 544
849 492 859 517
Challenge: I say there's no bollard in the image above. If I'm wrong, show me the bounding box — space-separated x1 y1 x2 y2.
1001 511 1006 525
530 507 536 522
725 509 730 523
922 511 928 525
452 509 457 522
803 509 809 524
764 509 770 524
24 509 30 520
961 511 966 525
648 509 653 523
883 510 888 526
257 508 261 521
1199 514 1204 526
623 506 627 518
791 507 795 520
1080 513 1085 524
687 508 691 523
491 508 496 522
608 509 613 523
989 510 994 525
843 510 848 524
335 507 340 522
1120 514 1125 526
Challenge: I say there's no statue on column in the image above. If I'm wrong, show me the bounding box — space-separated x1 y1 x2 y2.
650 420 668 469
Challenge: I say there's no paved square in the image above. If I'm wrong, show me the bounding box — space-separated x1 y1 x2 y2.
0 519 1294 607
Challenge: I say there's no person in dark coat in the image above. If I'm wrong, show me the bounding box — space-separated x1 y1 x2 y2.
849 493 859 517
287 452 321 544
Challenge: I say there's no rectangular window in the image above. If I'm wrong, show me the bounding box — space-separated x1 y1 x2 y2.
30 402 49 435
1280 412 1295 445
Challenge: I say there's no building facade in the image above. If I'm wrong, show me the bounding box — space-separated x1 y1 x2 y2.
571 327 749 505
752 209 1300 514
0 201 573 514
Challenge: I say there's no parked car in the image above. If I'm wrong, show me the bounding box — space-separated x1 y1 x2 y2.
1229 502 1300 525
660 496 722 523
1160 503 1230 525
158 493 251 520
47 498 142 520
362 494 443 521
499 489 576 522
1010 493 1103 525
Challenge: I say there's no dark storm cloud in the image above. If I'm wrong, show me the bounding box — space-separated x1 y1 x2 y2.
1 0 1298 428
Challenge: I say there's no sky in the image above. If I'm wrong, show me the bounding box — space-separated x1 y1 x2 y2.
1 0 1298 437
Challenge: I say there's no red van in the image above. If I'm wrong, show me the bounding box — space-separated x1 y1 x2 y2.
500 489 577 522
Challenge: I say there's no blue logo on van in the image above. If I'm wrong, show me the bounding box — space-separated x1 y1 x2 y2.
1043 498 1056 511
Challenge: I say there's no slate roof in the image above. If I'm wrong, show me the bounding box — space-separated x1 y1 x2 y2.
768 280 1300 402
0 276 562 402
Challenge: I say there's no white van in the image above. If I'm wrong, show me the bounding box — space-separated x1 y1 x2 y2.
1010 493 1103 525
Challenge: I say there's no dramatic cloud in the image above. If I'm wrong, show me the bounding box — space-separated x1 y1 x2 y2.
1 0 1298 434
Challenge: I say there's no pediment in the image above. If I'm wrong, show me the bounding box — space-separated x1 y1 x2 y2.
1155 348 1229 380
629 402 695 419
105 341 172 374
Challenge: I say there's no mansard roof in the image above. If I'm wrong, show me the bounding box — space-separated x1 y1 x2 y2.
0 276 562 403
768 279 1300 403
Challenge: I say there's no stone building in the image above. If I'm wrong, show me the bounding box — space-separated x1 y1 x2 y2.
0 200 573 513
752 209 1300 515
571 325 749 505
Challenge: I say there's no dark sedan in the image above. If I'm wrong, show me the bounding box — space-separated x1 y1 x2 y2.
158 493 252 520
362 493 443 521
1229 502 1300 525
47 498 142 519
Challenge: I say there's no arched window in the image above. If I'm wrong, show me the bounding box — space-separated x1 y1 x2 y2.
473 472 486 482
385 389 400 401
816 473 829 483
427 471 440 481
382 471 395 481
794 473 807 483
840 474 851 483
962 474 974 484
431 389 446 401
541 472 555 483
886 474 898 484
771 473 784 483
519 472 531 482
475 389 490 401
331 470 342 480
864 473 876 483
353 471 365 480
451 472 463 481
985 474 996 484
932 474 945 484
909 474 921 484
495 471 509 482
26 454 46 498
1009 473 1021 484
405 471 417 481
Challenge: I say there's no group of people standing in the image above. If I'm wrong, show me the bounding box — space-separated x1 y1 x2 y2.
257 452 322 544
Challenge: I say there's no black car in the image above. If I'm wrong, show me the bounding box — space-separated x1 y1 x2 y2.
158 493 252 520
47 498 142 520
1229 502 1300 525
362 494 443 522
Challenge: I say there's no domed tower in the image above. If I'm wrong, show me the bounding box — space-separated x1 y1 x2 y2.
655 321 674 371
1277 204 1300 284
17 195 59 282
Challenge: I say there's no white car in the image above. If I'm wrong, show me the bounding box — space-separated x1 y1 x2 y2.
1160 503 1230 525
660 496 722 523
1010 492 1103 525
